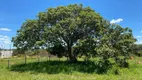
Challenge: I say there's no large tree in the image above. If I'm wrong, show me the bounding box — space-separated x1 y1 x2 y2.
12 4 136 63
37 4 103 61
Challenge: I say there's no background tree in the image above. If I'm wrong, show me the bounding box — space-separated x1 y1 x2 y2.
48 43 66 61
12 20 44 63
132 44 142 56
95 22 136 67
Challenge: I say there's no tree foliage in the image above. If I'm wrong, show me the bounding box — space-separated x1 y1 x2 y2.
12 4 136 65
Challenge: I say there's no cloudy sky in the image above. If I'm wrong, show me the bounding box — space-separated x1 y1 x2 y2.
0 0 142 49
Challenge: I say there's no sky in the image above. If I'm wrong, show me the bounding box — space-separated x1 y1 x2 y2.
0 0 142 49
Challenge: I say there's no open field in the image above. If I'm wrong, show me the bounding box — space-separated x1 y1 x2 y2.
0 57 142 80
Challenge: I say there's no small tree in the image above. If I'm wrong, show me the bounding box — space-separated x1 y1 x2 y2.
95 23 136 67
48 43 66 61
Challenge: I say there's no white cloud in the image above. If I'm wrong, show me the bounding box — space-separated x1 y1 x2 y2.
135 38 142 44
110 18 123 24
136 36 142 38
135 42 142 44
0 28 12 31
0 35 12 49
135 41 142 44
140 31 142 33
0 35 11 45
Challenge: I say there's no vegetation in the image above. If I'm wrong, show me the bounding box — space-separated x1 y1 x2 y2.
0 57 142 80
9 3 141 79
132 44 142 56
0 2 141 80
12 4 136 69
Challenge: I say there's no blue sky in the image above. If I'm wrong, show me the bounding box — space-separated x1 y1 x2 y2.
0 0 142 49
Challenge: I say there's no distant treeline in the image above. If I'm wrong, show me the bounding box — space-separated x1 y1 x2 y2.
12 44 142 57
132 44 142 56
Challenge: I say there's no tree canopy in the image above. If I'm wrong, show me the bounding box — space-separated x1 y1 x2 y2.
12 4 136 64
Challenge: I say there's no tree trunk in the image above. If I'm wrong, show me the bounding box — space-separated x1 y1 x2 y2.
67 56 69 61
67 44 77 62
24 53 27 64
8 58 10 68
48 54 50 61
59 58 60 61
36 51 40 63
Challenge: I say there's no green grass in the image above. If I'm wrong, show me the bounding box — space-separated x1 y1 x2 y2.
0 56 142 80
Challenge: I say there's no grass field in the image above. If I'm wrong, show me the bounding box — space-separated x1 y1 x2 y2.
0 56 142 80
